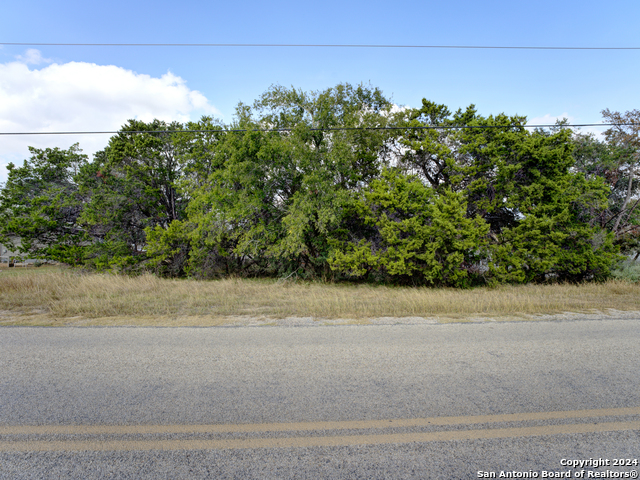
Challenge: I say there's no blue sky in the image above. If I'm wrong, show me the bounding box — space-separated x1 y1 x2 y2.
1 0 639 183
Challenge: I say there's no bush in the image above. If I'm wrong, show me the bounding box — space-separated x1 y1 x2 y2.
328 169 489 287
611 258 640 282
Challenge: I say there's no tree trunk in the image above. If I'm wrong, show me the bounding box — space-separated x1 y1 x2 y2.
613 161 636 235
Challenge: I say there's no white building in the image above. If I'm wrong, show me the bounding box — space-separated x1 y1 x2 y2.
0 238 36 264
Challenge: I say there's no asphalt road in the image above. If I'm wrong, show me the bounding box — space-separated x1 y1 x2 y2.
1 319 639 479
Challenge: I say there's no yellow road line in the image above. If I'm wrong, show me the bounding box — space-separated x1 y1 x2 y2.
1 406 639 436
1 421 639 452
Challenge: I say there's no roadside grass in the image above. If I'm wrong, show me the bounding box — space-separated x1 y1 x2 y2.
1 265 639 326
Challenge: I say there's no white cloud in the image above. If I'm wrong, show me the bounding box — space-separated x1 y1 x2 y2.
527 113 606 139
389 104 408 114
527 113 574 127
0 51 220 184
15 48 51 65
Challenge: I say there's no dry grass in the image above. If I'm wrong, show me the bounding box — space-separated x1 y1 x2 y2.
1 266 639 326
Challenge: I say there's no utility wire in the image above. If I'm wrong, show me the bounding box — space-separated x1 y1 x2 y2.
2 42 640 50
0 124 633 136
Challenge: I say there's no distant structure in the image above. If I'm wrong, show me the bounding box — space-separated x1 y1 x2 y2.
0 242 13 263
0 238 36 265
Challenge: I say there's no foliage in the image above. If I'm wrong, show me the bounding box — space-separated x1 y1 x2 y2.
397 101 621 283
0 144 88 264
397 99 480 192
480 128 620 283
77 120 186 271
329 169 489 286
600 109 640 251
181 83 396 279
145 220 192 277
0 84 629 286
611 258 640 282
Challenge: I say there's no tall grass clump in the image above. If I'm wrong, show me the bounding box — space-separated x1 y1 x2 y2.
2 267 640 325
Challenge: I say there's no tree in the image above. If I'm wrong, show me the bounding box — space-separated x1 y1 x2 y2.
397 100 530 232
600 109 640 252
567 111 640 256
482 128 619 283
180 124 293 278
0 144 88 264
77 120 187 271
144 116 227 277
181 83 397 279
329 168 489 286
397 99 620 283
397 99 479 191
3 87 624 285
257 83 396 277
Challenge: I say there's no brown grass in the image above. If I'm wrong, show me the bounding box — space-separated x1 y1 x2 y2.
1 266 639 326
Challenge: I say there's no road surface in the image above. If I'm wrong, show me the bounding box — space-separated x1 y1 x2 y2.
1 319 639 478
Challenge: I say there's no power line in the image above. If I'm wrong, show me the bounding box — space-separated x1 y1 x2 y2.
2 42 640 50
0 124 631 136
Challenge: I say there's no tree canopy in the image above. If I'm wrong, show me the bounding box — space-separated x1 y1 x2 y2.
1 83 633 285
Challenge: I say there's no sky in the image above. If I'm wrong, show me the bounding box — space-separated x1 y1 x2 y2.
1 0 639 184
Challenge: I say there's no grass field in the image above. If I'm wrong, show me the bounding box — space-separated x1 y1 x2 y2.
1 264 639 326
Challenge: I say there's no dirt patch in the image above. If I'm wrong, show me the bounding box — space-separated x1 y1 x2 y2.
0 310 638 327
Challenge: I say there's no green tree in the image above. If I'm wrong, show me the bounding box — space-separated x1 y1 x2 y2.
180 124 293 278
329 168 489 286
182 83 397 279
482 129 619 283
398 99 620 283
144 117 228 276
0 144 88 264
397 99 480 191
77 119 186 271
